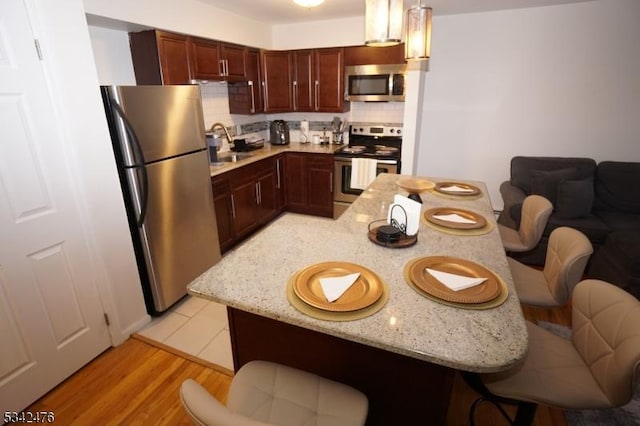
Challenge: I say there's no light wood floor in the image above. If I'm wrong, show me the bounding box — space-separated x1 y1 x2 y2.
27 304 571 425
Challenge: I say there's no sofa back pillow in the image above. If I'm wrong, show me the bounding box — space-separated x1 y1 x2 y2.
510 156 596 194
593 161 640 214
531 168 577 206
556 178 595 219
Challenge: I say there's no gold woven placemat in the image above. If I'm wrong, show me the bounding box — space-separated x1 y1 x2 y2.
427 189 483 201
403 258 509 310
421 214 495 236
286 272 389 321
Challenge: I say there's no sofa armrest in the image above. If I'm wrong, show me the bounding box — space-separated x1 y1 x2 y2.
498 181 527 229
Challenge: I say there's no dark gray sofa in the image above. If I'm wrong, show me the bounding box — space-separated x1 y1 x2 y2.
498 156 640 297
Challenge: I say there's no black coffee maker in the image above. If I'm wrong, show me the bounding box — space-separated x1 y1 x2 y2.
270 120 290 145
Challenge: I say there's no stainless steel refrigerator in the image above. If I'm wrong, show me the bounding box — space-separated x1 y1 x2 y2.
101 85 221 314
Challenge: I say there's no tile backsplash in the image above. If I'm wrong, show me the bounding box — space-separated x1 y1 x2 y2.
198 81 405 146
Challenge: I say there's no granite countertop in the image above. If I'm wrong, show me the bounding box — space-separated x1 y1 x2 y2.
188 173 528 373
209 141 340 177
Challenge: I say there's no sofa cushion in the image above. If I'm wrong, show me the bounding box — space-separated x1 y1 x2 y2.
594 211 640 233
545 214 610 245
510 156 596 194
531 168 577 205
556 178 595 219
594 161 640 214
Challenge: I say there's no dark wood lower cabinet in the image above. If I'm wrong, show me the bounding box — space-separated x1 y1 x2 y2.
285 152 334 218
211 177 234 253
228 308 454 426
211 155 285 253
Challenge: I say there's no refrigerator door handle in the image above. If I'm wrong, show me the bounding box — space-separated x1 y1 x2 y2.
111 100 149 227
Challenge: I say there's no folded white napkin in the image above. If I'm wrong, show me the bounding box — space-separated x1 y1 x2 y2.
387 195 421 235
441 184 474 193
350 158 378 190
319 273 360 302
426 268 487 291
432 213 476 224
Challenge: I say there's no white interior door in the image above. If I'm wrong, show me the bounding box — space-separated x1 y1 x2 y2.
0 0 111 412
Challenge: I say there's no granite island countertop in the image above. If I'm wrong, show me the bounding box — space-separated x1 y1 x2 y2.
188 173 528 373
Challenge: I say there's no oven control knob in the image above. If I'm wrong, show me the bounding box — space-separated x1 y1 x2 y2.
397 129 402 135
390 128 395 133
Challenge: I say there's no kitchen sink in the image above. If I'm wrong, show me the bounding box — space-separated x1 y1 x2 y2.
215 152 254 163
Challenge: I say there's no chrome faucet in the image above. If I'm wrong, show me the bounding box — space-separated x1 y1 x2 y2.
209 122 233 146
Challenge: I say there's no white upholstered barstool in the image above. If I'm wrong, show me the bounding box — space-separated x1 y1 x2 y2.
463 279 640 426
180 360 368 426
509 226 593 307
499 195 553 252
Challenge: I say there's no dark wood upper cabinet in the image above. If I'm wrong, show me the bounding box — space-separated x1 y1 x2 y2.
291 50 314 112
229 48 263 114
221 43 247 81
130 30 248 85
261 50 293 113
314 48 348 113
344 43 406 66
130 30 192 85
190 39 246 82
190 36 223 80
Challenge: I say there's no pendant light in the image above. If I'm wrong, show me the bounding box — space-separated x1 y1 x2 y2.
293 0 324 7
365 0 404 47
405 2 432 61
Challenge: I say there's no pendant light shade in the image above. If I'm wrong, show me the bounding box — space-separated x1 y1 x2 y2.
365 0 404 47
405 5 432 61
293 0 324 7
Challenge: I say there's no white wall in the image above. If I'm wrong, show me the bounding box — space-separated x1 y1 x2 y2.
272 17 365 49
88 26 136 85
83 0 271 48
28 0 149 344
417 0 640 209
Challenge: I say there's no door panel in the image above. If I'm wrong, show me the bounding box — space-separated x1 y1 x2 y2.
141 151 221 311
109 85 206 163
0 0 110 412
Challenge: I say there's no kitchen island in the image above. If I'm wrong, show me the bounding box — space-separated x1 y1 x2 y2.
188 173 527 425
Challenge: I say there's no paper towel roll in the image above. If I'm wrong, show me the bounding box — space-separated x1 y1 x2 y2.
300 120 309 134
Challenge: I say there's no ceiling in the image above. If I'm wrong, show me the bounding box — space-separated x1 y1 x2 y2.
200 0 594 25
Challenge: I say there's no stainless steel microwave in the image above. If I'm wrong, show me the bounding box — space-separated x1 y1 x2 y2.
345 64 407 102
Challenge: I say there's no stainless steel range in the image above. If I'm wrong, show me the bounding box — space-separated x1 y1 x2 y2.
334 125 402 216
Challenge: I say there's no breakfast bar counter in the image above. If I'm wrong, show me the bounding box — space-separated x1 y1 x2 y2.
188 173 527 424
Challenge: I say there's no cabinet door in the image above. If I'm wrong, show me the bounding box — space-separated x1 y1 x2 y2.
284 153 307 212
190 37 222 80
306 155 334 218
247 49 263 113
228 49 262 115
261 50 293 113
292 50 314 112
211 177 235 253
231 177 259 240
222 43 247 80
314 48 347 112
156 31 192 84
257 169 278 224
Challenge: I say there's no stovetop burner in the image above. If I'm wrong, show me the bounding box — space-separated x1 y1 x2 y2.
335 125 403 161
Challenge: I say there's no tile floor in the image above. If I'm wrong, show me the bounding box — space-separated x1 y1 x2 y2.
136 296 233 371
